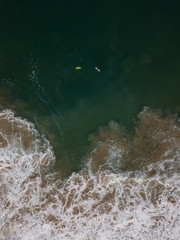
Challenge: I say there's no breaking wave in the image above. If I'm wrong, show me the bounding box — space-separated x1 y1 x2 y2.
0 108 179 240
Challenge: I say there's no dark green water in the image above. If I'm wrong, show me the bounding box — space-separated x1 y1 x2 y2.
0 0 180 175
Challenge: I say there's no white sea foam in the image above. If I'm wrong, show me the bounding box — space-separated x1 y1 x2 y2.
0 109 179 240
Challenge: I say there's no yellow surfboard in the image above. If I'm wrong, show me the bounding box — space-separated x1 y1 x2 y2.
75 66 82 70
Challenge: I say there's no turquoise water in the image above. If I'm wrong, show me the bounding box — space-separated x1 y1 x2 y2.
0 0 180 174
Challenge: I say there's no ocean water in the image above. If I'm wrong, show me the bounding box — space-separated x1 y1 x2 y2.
0 1 180 239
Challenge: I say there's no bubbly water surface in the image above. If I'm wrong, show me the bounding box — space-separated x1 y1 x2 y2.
0 108 179 240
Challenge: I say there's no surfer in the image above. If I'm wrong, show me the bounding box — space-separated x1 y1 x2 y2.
95 67 101 72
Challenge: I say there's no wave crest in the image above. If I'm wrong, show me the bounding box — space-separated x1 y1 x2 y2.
0 108 179 240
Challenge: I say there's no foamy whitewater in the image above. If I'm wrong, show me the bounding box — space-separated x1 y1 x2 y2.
0 108 179 240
